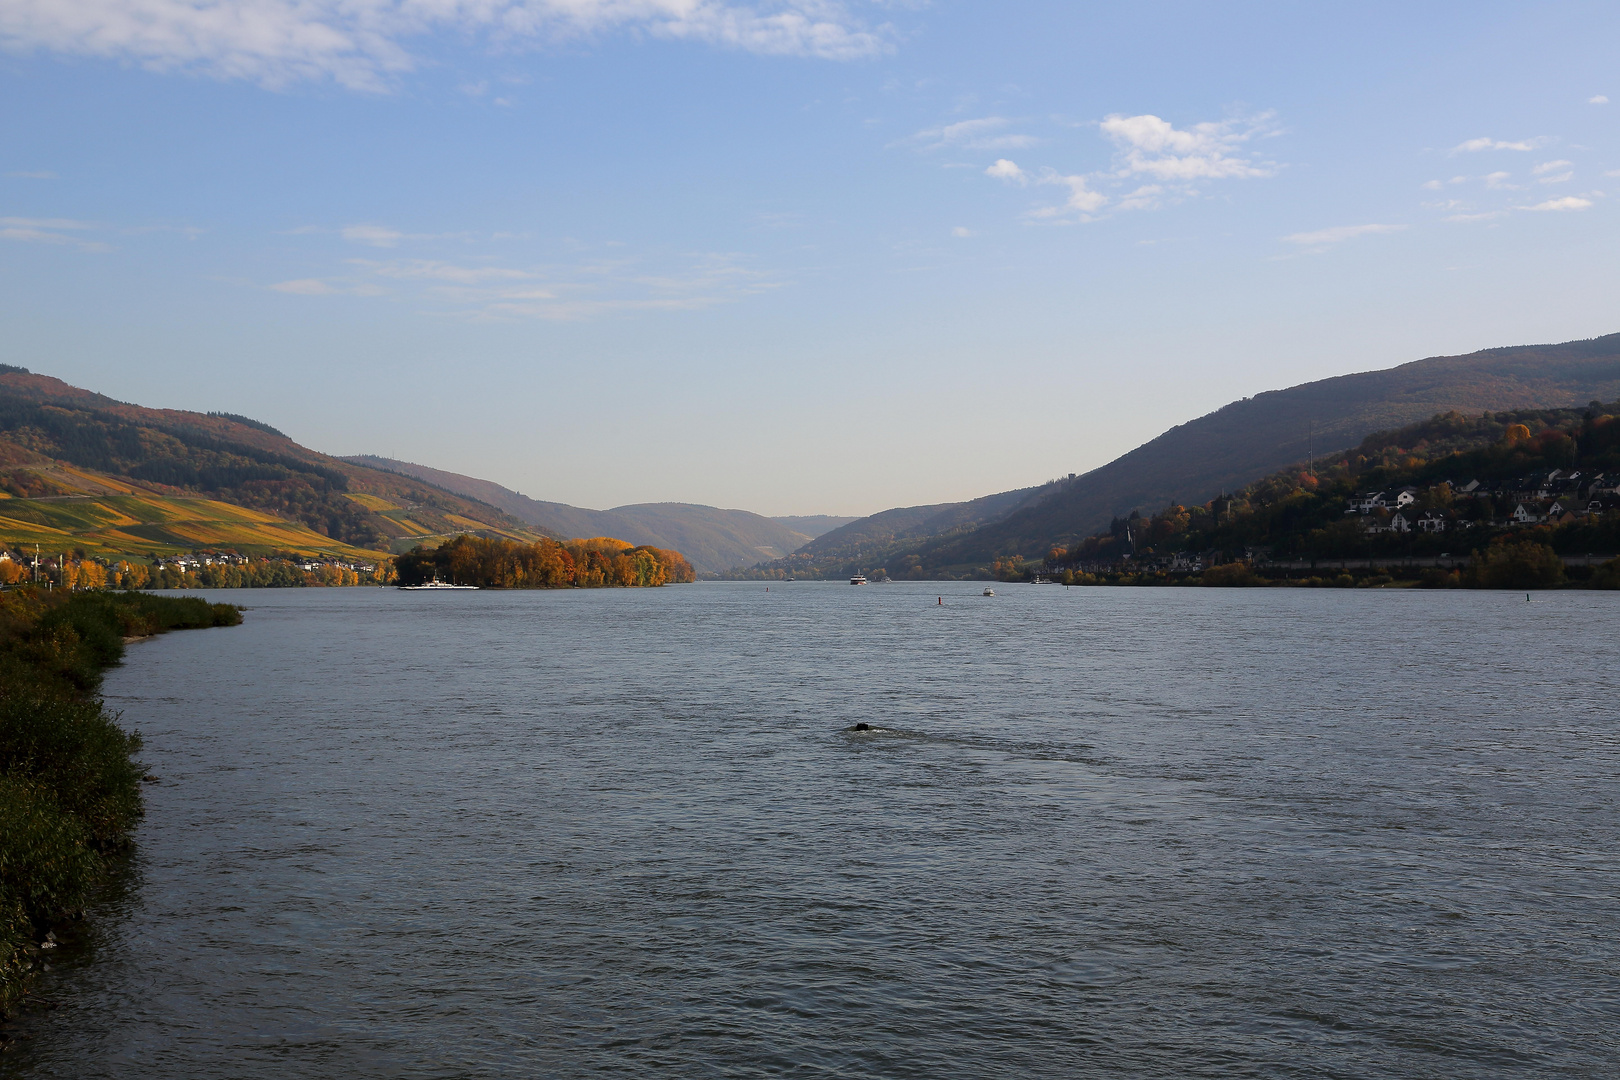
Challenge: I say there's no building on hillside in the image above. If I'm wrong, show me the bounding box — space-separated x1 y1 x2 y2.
1511 502 1546 525
1417 510 1449 534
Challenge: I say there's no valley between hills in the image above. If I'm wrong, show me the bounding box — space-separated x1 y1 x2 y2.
2 330 1619 582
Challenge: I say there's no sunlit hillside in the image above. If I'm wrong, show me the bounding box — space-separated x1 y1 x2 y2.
0 368 554 559
0 493 386 559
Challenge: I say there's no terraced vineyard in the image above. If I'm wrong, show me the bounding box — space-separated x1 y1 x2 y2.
0 494 386 559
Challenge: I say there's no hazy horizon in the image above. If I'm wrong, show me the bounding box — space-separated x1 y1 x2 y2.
3 2 1617 516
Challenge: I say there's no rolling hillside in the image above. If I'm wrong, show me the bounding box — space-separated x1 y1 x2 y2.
750 332 1620 578
345 455 815 572
0 368 548 558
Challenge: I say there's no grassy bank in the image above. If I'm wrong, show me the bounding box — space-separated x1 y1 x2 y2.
0 588 241 1014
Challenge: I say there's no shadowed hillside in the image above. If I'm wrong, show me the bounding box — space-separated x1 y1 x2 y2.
739 332 1620 579
343 456 814 572
913 332 1620 569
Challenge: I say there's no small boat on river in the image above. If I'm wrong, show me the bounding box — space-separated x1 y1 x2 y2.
399 580 479 591
850 574 867 585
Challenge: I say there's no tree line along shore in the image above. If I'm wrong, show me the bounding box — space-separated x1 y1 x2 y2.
0 535 698 591
0 588 241 1018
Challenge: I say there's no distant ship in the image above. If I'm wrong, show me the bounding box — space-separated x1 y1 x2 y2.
399 580 479 591
849 574 867 585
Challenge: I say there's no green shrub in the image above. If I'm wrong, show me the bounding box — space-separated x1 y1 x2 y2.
1464 540 1566 589
0 673 144 847
1201 561 1266 586
1589 556 1620 590
0 587 239 1013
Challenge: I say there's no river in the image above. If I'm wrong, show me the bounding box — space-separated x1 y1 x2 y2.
6 583 1618 1077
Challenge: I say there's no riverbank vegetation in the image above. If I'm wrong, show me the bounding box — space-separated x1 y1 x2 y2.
395 535 695 588
0 589 240 1014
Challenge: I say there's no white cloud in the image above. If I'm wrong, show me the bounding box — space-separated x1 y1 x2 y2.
1590 95 1609 105
1532 159 1573 175
1536 171 1573 185
1421 179 1443 190
1526 195 1593 211
0 215 110 250
1451 136 1550 153
1282 223 1405 247
950 226 972 238
4 170 56 179
996 111 1277 224
1484 171 1520 190
1445 211 1507 223
0 0 889 91
1099 112 1276 180
984 158 1026 183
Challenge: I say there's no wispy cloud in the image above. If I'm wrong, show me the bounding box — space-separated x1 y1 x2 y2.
1282 223 1405 251
1532 159 1574 184
905 117 1040 152
341 224 405 247
1444 210 1508 223
0 215 111 251
1451 136 1550 154
272 246 779 319
0 0 891 91
1590 95 1610 105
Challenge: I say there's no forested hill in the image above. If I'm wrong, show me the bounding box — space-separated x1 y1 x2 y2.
778 332 1620 578
0 369 540 554
344 455 815 573
1050 401 1620 575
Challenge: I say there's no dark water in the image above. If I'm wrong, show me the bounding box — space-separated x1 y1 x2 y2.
6 583 1619 1078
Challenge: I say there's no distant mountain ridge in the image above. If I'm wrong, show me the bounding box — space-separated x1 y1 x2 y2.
342 455 815 573
747 332 1620 578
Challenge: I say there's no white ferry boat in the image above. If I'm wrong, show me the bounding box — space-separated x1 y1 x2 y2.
399 580 479 591
849 574 867 585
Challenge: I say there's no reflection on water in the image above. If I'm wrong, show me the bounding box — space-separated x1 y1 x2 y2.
8 583 1619 1077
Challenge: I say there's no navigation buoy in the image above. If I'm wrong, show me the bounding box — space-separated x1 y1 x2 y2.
938 596 942 605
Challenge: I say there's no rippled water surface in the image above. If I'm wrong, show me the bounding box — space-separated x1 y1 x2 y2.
8 583 1620 1077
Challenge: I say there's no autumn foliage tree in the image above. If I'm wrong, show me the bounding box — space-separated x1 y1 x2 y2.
395 535 695 589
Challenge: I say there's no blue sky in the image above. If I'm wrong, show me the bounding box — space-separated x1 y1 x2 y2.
2 1 1617 516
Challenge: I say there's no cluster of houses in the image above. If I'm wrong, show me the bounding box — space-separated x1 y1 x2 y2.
1347 470 1620 534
